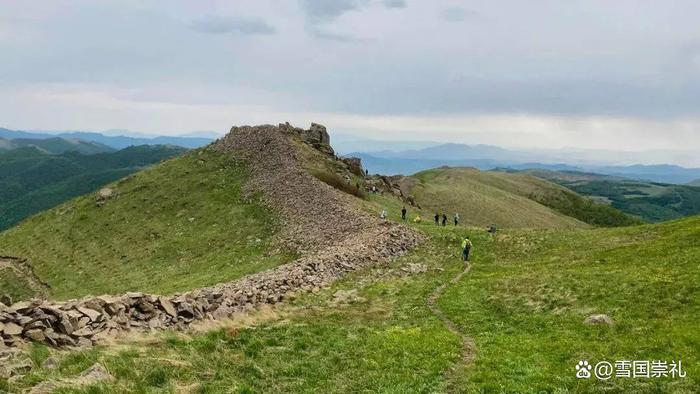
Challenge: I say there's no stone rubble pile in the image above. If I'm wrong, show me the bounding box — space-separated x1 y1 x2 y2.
1 222 421 349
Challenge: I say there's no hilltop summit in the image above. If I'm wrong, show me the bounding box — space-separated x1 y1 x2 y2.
0 122 422 349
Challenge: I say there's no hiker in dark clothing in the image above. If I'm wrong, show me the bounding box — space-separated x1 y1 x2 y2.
434 213 440 225
441 214 447 226
454 213 460 226
401 206 407 221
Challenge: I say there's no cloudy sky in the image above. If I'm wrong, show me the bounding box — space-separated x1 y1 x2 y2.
1 0 700 158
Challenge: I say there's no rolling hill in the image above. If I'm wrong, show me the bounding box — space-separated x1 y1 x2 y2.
352 143 700 184
0 136 114 155
401 167 638 229
515 168 700 222
0 145 187 231
0 123 418 304
0 148 297 301
689 179 700 187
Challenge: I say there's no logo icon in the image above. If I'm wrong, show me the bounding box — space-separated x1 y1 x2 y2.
576 360 592 379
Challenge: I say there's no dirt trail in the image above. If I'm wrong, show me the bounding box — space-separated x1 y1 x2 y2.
427 262 476 389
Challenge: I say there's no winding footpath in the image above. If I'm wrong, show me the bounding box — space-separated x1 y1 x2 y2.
427 262 476 389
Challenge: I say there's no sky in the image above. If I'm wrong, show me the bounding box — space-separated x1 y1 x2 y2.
1 0 700 161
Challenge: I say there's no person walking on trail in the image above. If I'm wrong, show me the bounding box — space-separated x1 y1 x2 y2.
414 215 422 223
454 213 460 226
434 213 440 225
441 213 447 226
380 209 387 219
401 206 407 221
461 236 473 262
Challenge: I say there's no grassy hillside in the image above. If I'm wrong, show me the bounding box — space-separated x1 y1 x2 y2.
0 145 186 231
8 212 699 392
0 136 114 155
0 149 295 301
521 169 700 222
442 216 700 392
408 167 635 229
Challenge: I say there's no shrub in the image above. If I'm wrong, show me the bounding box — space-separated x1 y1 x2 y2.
311 170 367 199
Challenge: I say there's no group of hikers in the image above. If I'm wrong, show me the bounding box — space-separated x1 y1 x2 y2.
380 206 474 262
432 212 459 226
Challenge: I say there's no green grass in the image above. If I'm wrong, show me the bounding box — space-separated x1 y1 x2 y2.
411 168 590 229
7 225 468 393
0 150 295 300
441 217 700 392
0 267 36 302
6 216 700 392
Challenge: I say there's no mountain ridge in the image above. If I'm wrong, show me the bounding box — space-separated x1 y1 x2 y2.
0 127 213 150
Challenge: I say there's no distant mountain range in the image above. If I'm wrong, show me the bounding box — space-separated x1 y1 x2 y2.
0 127 214 150
0 136 114 155
349 142 700 184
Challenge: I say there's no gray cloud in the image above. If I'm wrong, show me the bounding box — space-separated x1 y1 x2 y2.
382 0 407 9
299 0 370 23
190 15 275 35
440 6 477 22
309 27 362 42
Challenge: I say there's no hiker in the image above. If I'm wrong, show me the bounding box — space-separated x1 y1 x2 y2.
365 169 369 176
414 215 422 223
441 213 447 226
461 236 473 262
401 206 407 221
454 213 460 226
434 213 440 225
380 209 387 219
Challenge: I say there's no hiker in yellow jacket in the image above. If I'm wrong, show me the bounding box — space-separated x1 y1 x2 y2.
461 237 473 262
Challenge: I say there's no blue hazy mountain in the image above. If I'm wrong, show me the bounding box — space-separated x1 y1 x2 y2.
351 143 700 184
0 128 214 149
0 136 114 155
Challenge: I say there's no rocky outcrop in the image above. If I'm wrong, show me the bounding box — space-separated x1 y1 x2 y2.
342 157 364 177
277 121 333 156
1 122 424 349
366 175 421 208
